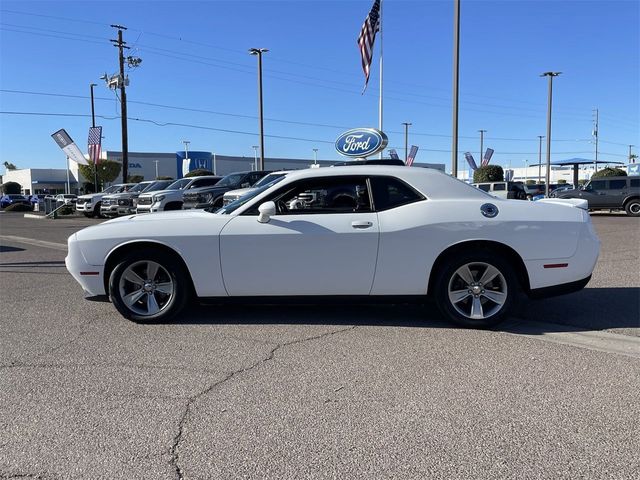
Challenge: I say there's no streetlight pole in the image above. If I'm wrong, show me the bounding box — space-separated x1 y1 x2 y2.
402 122 412 163
630 145 635 162
183 140 190 173
154 160 159 179
249 48 268 171
90 83 98 192
451 0 461 177
478 129 487 165
252 146 259 171
537 135 544 183
313 148 318 165
541 71 561 197
524 159 528 182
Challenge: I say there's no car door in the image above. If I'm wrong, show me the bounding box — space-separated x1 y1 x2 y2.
219 175 379 296
603 179 627 208
580 179 607 207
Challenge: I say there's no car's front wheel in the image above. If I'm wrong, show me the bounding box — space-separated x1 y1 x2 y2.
624 199 640 217
434 252 516 328
109 250 190 323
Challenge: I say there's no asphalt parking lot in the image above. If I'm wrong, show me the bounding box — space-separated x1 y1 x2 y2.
1 211 638 479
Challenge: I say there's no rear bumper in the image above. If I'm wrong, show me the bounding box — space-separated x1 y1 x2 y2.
528 275 591 299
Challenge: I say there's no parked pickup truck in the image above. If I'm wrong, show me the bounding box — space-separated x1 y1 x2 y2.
135 175 222 213
101 181 157 218
75 183 136 218
183 171 271 210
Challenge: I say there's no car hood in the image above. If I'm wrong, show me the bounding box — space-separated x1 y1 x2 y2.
72 210 234 266
225 187 253 197
138 189 178 198
183 185 233 196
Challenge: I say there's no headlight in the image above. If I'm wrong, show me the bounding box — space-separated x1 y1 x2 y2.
154 195 165 202
204 193 214 202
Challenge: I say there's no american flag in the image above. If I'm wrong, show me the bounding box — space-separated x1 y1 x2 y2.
357 0 381 93
406 145 419 166
88 126 102 165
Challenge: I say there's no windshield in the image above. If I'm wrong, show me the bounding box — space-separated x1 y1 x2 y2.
145 180 172 191
127 183 150 193
102 185 120 194
254 172 286 188
166 178 191 190
216 183 274 215
215 173 245 188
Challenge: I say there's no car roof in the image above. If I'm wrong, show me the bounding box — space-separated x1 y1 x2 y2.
277 165 489 200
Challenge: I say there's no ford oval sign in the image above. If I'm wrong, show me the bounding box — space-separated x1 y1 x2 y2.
335 128 388 158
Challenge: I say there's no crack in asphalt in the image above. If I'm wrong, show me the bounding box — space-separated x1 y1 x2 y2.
168 325 357 480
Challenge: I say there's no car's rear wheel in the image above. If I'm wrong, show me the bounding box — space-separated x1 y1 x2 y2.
109 251 190 323
624 199 640 217
434 252 516 328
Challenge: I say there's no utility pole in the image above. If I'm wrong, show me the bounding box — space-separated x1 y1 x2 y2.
592 108 599 172
90 83 98 192
110 25 130 183
451 0 461 177
537 135 544 183
478 129 487 165
249 48 268 171
402 122 412 163
541 71 561 197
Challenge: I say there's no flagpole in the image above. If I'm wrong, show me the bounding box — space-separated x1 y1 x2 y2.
378 0 383 158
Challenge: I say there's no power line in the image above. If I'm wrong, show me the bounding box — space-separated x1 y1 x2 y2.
0 110 630 158
0 88 599 142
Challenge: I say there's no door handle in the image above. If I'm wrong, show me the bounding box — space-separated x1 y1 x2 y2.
351 221 373 229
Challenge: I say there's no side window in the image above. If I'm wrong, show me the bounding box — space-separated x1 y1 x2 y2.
370 176 424 211
248 173 263 185
589 180 607 191
631 179 639 188
493 183 506 191
270 177 371 215
609 179 626 190
477 184 490 192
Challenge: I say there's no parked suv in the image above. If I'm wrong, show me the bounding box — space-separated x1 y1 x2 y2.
183 171 271 210
101 181 157 217
222 171 290 206
113 179 174 216
76 183 136 218
135 175 222 213
472 181 527 200
556 176 640 216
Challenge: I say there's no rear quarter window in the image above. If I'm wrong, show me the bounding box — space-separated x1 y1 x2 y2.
609 179 627 189
631 179 640 188
493 184 506 191
370 176 424 211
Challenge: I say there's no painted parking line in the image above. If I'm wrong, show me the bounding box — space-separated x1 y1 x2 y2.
501 320 640 359
0 235 67 252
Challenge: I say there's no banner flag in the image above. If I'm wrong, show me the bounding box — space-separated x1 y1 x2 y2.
51 129 88 165
464 152 478 171
388 149 399 160
482 148 494 167
406 145 418 166
88 126 102 165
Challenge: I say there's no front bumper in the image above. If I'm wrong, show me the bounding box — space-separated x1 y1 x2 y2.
100 205 120 217
65 235 106 297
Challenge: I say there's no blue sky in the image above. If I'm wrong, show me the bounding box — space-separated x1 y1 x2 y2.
1 0 638 172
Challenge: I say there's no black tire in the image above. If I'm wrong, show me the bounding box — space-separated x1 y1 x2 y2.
109 250 191 323
624 199 640 217
83 212 93 218
433 251 517 328
164 201 182 211
212 197 224 209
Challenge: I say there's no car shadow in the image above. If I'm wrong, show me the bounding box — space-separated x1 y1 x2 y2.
163 287 639 334
0 245 26 253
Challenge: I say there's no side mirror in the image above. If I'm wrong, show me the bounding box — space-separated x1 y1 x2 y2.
257 201 276 223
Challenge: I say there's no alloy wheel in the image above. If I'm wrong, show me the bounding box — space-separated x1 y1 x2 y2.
118 260 174 316
447 262 507 320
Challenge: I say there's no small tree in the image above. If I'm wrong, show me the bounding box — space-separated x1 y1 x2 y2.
2 181 21 194
184 169 214 178
157 176 173 180
473 165 504 183
78 160 122 186
557 179 567 184
127 175 144 183
525 179 536 185
592 167 626 178
3 161 17 170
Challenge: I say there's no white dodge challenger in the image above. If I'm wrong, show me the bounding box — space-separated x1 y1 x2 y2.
66 166 600 328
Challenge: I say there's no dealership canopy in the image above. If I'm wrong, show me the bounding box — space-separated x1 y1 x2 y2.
528 158 625 187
